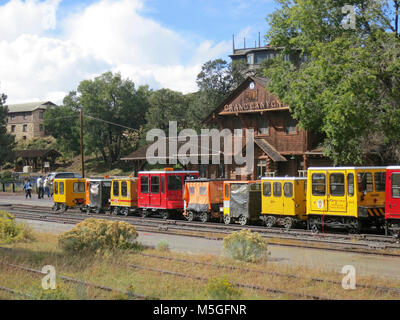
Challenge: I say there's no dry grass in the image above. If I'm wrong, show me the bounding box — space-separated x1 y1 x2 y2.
0 231 399 300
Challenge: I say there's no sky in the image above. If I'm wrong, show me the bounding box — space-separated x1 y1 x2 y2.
0 0 278 104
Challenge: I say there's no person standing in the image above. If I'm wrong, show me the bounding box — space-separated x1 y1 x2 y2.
37 176 44 199
43 177 50 198
23 180 33 199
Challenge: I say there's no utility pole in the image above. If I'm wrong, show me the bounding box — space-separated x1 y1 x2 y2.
80 108 85 178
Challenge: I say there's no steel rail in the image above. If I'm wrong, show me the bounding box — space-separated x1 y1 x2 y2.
137 252 400 295
0 258 150 300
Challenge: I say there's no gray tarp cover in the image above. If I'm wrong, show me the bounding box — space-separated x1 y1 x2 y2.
229 183 261 220
230 184 249 218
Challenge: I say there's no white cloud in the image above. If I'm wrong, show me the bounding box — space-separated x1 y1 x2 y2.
0 0 60 41
0 0 232 103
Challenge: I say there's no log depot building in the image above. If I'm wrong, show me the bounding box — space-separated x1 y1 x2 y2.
122 76 332 180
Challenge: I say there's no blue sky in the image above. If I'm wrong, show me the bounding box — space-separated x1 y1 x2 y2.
0 0 278 103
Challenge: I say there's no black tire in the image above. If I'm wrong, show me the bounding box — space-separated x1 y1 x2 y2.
223 214 231 225
264 216 275 229
238 215 248 226
200 212 209 223
121 208 129 216
59 204 67 213
283 217 293 231
112 207 120 216
186 211 194 222
162 211 170 220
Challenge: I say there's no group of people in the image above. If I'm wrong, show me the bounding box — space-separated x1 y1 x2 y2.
23 176 51 199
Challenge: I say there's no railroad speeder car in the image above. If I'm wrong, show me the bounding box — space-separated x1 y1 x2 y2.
306 167 386 233
260 177 307 230
183 179 224 223
385 166 400 237
138 169 199 219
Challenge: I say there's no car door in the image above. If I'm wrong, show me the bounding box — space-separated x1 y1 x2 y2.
139 175 150 207
327 170 347 213
150 175 161 207
309 170 328 213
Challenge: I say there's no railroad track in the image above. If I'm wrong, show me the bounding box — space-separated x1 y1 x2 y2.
0 251 150 300
137 252 400 296
2 203 400 257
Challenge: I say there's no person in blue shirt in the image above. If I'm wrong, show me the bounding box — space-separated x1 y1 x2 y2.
23 180 33 199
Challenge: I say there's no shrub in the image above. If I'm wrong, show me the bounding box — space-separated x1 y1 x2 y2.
204 276 242 300
0 211 35 244
156 240 170 251
58 218 139 254
33 284 71 300
223 229 269 263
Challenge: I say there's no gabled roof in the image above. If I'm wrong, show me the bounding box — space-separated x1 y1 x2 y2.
202 76 286 124
6 101 56 113
254 138 287 162
15 149 61 158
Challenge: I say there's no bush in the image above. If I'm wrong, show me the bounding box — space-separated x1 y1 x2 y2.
204 276 242 300
58 218 139 254
156 240 170 251
223 229 269 263
33 284 71 300
0 211 35 244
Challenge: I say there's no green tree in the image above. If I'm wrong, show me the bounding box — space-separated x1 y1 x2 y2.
79 72 150 164
264 0 400 164
43 102 80 155
45 72 150 164
144 89 189 134
0 93 15 165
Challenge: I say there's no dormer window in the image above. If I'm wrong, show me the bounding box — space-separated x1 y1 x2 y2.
247 53 254 65
258 117 269 135
286 117 298 134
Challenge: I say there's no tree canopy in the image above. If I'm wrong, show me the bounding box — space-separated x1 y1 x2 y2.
264 0 400 165
45 72 150 164
0 93 15 166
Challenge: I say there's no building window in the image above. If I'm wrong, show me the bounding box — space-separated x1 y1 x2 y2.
247 54 254 65
40 124 44 131
257 160 267 178
23 125 27 132
285 118 297 134
11 125 16 133
200 164 207 178
233 117 242 136
39 112 44 119
22 136 27 140
23 114 28 120
10 115 15 121
258 117 269 135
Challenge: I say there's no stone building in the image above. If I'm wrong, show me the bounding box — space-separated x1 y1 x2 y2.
6 101 56 140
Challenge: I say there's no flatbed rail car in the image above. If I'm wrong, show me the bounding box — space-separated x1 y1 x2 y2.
183 179 224 223
52 178 86 213
110 177 138 216
261 177 307 230
385 166 400 237
306 167 386 233
85 178 112 214
138 169 199 219
223 180 261 226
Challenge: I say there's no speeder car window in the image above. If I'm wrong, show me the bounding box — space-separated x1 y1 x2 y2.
167 175 182 191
